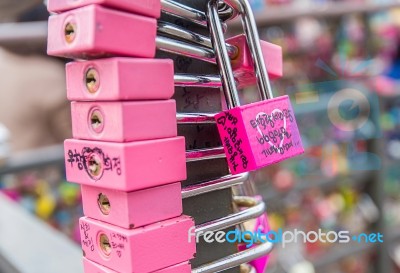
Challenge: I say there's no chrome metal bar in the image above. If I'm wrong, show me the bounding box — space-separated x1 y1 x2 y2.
174 74 222 88
182 173 249 198
158 21 238 56
161 0 209 27
192 241 273 273
186 147 225 162
221 0 274 99
195 196 265 234
177 113 217 124
160 0 233 29
156 36 215 63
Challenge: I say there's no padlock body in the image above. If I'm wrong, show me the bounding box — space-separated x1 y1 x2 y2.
215 95 304 174
79 216 195 273
47 5 157 59
71 100 177 142
64 137 186 191
81 182 182 229
227 34 283 88
48 0 162 18
83 258 192 273
66 58 174 101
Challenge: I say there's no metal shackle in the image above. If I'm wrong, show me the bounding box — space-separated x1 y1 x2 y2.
207 0 274 109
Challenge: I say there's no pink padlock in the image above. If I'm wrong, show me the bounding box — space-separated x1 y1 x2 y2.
47 5 157 59
71 100 177 142
48 0 161 18
227 35 282 88
209 0 304 174
83 258 192 273
66 58 174 101
81 182 182 229
216 96 304 174
66 57 282 102
79 216 195 273
64 137 186 191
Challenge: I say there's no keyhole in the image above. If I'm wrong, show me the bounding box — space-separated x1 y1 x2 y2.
89 109 104 133
64 22 76 43
85 68 100 93
97 193 111 215
99 234 111 256
88 154 102 177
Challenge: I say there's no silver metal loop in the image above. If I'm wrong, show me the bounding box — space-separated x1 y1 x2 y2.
174 74 222 88
161 0 235 29
177 113 217 124
156 36 215 63
207 0 240 108
195 196 265 234
182 173 249 199
207 0 274 108
186 147 225 162
161 0 209 27
217 2 240 21
191 197 270 273
192 242 273 273
158 21 238 57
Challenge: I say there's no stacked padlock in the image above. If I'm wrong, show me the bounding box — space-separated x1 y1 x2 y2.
47 1 199 272
47 0 303 272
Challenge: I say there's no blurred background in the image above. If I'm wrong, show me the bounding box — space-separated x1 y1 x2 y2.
0 0 400 272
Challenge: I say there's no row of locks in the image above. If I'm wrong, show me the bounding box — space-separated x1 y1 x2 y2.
47 0 304 272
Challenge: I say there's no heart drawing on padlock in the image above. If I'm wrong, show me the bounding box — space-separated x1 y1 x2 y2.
253 107 295 156
255 109 287 150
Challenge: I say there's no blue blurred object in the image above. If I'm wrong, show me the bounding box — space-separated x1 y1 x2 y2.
248 0 265 11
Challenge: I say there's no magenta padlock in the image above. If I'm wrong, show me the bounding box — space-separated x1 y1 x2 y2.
71 100 177 142
66 58 174 101
83 258 192 273
79 216 195 273
208 0 304 174
64 137 186 191
81 182 182 229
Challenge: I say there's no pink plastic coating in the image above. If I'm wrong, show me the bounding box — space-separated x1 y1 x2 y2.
71 100 177 142
48 0 162 18
79 216 196 273
47 5 157 59
64 137 186 191
83 258 192 272
66 58 174 101
81 182 182 229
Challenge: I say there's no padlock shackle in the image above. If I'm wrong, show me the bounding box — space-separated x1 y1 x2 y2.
207 0 274 109
161 0 236 29
208 0 241 108
174 74 222 88
191 196 271 272
195 196 265 234
192 240 272 273
157 21 238 57
182 172 249 198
